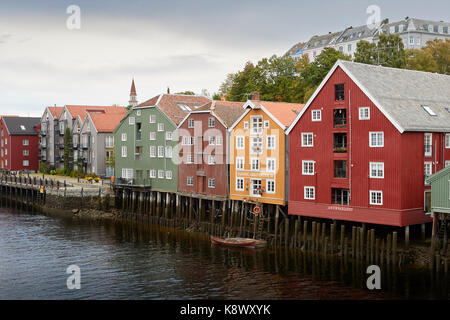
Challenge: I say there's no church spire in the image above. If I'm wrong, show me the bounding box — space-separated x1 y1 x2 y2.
129 78 138 107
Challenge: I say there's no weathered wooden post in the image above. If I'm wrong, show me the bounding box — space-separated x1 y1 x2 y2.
392 231 398 267
274 206 280 246
351 226 356 258
302 220 307 250
405 226 410 250
311 221 316 251
330 223 336 253
340 225 345 256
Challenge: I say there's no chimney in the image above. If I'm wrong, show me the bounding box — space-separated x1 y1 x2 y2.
251 92 260 101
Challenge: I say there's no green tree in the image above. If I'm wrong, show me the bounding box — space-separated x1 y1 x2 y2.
376 34 406 68
406 48 439 73
354 40 378 65
176 91 195 95
63 127 73 175
409 38 449 75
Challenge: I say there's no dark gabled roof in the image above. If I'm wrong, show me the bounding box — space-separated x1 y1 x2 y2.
195 101 246 127
2 117 41 135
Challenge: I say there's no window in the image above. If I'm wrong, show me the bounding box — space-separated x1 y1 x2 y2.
424 162 433 178
208 178 215 188
158 123 164 131
121 146 127 157
166 131 173 141
266 180 275 193
304 187 315 200
165 146 172 158
157 146 164 158
187 154 194 164
208 117 215 127
301 133 313 147
136 110 141 116
334 160 347 178
332 188 350 205
121 133 127 141
187 176 194 186
236 178 244 191
149 146 156 158
149 170 156 178
445 134 450 149
236 136 245 150
23 160 29 167
251 116 263 134
264 120 269 129
149 132 156 140
370 162 384 178
149 115 156 123
302 161 315 175
263 136 274 151
359 107 370 120
243 122 249 130
424 133 432 157
165 171 172 180
334 109 347 127
22 139 29 146
312 110 322 121
158 170 165 179
409 36 414 45
267 158 276 172
236 157 244 170
347 44 352 52
129 117 135 125
251 158 260 171
445 161 450 168
333 133 347 152
335 84 345 101
369 191 383 205
250 136 263 154
122 168 133 179
251 179 262 197
208 155 215 165
188 119 194 128
216 136 222 146
422 105 437 116
209 136 215 145
23 150 29 156
369 132 384 147
105 136 114 148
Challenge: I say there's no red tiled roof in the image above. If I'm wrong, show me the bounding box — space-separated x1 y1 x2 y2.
89 109 127 132
47 106 63 118
251 100 305 127
197 101 246 127
65 105 125 120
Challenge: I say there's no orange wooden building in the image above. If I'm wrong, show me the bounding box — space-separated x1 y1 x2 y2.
228 100 304 206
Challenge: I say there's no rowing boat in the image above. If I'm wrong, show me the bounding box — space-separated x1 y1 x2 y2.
210 236 267 249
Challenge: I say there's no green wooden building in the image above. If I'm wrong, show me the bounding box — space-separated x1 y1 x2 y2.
114 93 210 193
426 166 450 239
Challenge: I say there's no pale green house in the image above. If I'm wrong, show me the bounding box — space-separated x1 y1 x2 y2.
114 93 210 192
426 166 450 215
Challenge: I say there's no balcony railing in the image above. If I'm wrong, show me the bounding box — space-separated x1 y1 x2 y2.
333 117 347 128
334 168 347 178
114 177 151 187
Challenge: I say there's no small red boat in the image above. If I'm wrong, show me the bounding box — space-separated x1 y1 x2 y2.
210 236 267 249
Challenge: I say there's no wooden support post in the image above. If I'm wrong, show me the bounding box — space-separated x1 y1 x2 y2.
274 206 280 246
421 223 426 241
285 218 289 248
351 226 356 258
375 238 380 264
330 223 336 253
294 218 299 249
302 220 307 250
340 225 345 256
392 231 398 267
311 221 316 251
405 226 410 250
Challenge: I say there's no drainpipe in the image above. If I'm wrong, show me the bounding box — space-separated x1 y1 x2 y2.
348 89 352 203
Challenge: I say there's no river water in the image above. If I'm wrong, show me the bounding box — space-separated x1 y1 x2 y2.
0 207 448 300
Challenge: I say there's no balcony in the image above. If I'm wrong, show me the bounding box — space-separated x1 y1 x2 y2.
114 177 151 188
333 109 347 128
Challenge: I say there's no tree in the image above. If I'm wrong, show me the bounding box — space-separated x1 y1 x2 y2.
376 34 406 68
176 91 195 95
412 38 449 75
63 127 73 175
406 48 439 73
354 40 378 65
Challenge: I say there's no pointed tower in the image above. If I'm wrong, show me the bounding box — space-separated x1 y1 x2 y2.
129 78 138 108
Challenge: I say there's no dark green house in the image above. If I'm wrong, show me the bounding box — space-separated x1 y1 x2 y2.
114 93 210 193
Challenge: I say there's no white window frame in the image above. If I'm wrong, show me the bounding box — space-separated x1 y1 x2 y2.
121 146 127 158
129 117 135 125
369 190 383 206
266 158 276 173
250 179 262 197
157 170 164 179
136 110 141 116
165 146 172 158
445 134 450 149
209 136 215 146
187 176 194 186
121 133 127 142
359 107 370 120
264 120 270 129
236 178 244 191
236 157 245 170
301 133 314 147
236 136 245 150
424 133 433 157
23 160 29 167
424 162 433 178
157 146 164 158
22 139 29 146
23 149 29 156
250 116 263 134
250 158 260 171
157 123 164 132
208 155 215 165
166 131 173 141
149 146 156 158
149 132 156 140
216 136 222 146
105 136 114 148
187 154 194 164
250 136 263 155
266 135 276 150
188 119 194 128
304 187 315 200
208 117 215 128
445 161 450 168
149 170 156 178
311 110 322 122
369 132 384 148
122 168 133 179
243 121 249 130
149 114 156 123
302 160 315 175
208 178 215 189
266 180 275 194
165 171 172 180
369 162 384 179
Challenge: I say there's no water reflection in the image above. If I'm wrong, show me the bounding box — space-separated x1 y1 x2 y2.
0 208 448 299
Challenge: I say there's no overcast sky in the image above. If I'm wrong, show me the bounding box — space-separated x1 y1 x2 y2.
0 0 448 116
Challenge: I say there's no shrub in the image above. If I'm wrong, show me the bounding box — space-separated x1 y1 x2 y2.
39 162 49 174
55 168 65 175
49 170 57 175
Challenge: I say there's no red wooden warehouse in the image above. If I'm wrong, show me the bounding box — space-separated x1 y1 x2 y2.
0 116 41 171
177 101 245 200
286 60 450 227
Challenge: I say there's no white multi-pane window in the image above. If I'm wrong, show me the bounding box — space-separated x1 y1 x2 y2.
266 180 275 193
301 133 313 147
157 170 164 179
188 119 195 128
446 134 450 148
166 131 173 141
209 136 215 145
359 107 370 120
236 157 245 170
121 133 127 141
304 187 315 200
121 146 127 157
208 155 215 165
208 117 215 127
187 154 194 164
369 132 384 147
424 162 433 178
244 122 249 130
311 110 322 121
129 117 135 125
157 146 164 158
158 123 164 131
136 110 141 116
424 133 432 157
22 139 29 146
23 150 29 156
149 115 156 123
445 161 450 168
149 132 156 140
187 176 194 186
216 136 222 146
251 158 260 171
267 135 276 150
105 136 114 148
208 178 215 188
165 146 172 158
369 191 383 205
122 168 133 179
165 171 172 180
236 178 244 191
182 136 194 146
236 136 245 150
251 179 262 197
266 158 276 172
251 116 263 134
149 170 156 178
302 161 315 175
264 120 270 129
250 136 263 154
370 162 384 178
23 160 29 166
149 146 156 158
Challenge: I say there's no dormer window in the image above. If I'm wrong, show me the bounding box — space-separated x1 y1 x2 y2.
422 105 437 116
